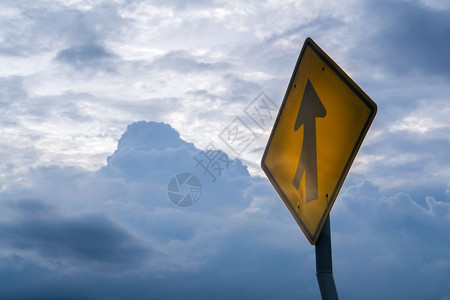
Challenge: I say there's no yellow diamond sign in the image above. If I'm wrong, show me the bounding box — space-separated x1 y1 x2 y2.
261 38 377 244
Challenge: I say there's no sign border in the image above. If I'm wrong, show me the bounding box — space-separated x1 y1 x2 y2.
261 37 377 244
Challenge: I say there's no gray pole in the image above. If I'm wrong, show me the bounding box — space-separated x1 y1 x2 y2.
315 216 339 300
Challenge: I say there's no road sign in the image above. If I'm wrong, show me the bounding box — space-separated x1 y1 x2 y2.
261 38 377 244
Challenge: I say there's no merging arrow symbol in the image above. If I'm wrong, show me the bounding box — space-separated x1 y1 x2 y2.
292 79 327 203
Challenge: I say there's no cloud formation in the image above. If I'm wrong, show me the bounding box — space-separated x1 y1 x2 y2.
0 121 448 299
0 0 449 299
0 199 150 273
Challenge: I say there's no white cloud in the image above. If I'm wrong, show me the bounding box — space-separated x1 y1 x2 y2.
391 99 450 135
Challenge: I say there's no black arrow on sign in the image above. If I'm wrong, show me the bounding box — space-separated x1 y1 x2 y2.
292 79 327 203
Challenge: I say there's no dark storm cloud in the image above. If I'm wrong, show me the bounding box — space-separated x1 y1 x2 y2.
357 0 450 77
0 199 150 271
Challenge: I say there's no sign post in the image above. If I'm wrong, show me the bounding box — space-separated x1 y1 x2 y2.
315 216 338 299
261 37 376 298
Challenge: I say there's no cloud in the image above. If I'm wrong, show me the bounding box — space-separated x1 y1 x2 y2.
0 199 150 273
332 180 450 299
0 121 448 299
0 121 265 299
0 0 449 299
150 50 231 73
55 44 117 72
349 0 450 78
0 76 27 107
0 2 125 56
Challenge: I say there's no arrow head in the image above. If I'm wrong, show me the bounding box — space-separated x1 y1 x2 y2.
294 79 327 131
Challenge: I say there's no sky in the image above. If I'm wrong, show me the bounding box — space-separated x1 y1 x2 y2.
0 0 449 299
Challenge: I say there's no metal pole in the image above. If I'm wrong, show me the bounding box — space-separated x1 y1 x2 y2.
315 216 339 300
